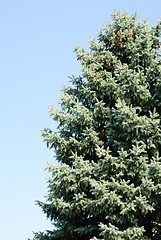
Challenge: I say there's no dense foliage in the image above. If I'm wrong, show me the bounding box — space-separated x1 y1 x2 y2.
30 10 161 240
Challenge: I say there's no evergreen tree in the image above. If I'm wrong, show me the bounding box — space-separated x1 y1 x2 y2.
30 10 161 240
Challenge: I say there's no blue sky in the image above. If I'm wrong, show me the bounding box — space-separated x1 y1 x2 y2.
1 0 161 239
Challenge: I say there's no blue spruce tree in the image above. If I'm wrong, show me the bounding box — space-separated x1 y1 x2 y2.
30 10 161 240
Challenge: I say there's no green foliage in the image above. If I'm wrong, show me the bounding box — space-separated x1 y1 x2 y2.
31 10 161 240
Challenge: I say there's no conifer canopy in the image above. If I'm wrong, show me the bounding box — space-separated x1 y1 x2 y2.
30 10 161 240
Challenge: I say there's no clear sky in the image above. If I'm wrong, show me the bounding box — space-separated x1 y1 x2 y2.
1 0 161 239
